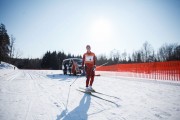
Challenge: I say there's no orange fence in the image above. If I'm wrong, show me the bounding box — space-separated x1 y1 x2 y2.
96 61 180 81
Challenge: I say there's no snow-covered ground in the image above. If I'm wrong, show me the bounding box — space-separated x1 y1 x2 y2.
0 63 180 120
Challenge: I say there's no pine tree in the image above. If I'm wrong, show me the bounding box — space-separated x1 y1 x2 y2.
41 51 51 69
0 23 10 62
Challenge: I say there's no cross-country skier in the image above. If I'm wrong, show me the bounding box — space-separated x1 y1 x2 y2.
82 45 96 92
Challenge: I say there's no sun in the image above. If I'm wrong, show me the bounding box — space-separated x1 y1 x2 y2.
90 18 112 43
88 18 113 54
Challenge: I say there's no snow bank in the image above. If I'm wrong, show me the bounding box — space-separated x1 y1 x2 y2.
0 61 17 69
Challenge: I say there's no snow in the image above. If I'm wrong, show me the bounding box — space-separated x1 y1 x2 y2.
0 61 17 69
0 62 180 120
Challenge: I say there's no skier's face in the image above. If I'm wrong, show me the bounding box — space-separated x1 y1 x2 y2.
86 46 91 52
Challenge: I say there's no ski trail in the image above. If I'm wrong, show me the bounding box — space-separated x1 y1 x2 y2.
24 72 35 120
25 97 34 120
24 71 50 120
23 70 65 120
0 70 22 94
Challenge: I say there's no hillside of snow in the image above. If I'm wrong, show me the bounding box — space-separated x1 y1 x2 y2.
0 69 180 120
0 61 17 69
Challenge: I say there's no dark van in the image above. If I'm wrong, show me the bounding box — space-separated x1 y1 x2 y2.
62 58 83 75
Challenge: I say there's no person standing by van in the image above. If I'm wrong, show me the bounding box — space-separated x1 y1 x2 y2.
82 45 96 92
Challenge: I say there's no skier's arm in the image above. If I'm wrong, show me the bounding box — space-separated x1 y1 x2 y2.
93 54 96 71
94 54 96 65
82 54 85 67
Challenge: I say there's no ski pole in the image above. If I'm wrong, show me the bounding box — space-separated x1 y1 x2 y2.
70 75 79 86
96 62 108 69
66 75 79 111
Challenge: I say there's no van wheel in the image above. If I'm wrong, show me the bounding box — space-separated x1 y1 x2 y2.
63 71 67 75
73 71 76 76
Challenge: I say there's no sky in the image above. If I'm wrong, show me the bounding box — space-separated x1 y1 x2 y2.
0 0 180 58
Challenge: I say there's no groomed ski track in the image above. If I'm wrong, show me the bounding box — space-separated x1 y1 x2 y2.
0 69 180 120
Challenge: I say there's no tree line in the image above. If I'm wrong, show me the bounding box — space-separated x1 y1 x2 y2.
41 51 81 70
1 23 180 69
99 41 180 66
10 51 81 69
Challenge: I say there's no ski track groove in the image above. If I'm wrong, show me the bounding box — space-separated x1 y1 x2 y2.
34 72 53 120
33 71 66 109
0 70 18 77
27 71 52 120
0 70 23 95
25 72 35 120
23 70 64 120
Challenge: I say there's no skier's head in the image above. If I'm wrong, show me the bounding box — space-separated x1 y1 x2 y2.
86 45 91 52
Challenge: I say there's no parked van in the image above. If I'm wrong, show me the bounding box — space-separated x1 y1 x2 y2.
62 58 83 75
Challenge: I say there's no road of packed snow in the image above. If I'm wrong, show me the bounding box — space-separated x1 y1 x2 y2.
0 68 180 120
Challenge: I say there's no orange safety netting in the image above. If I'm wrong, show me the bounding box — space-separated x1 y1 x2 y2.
96 61 180 81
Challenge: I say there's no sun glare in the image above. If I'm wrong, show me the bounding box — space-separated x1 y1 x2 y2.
90 18 112 43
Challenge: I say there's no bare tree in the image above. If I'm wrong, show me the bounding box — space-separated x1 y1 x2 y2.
157 43 179 61
121 50 127 63
141 41 154 62
10 35 15 58
174 45 180 60
157 44 166 61
15 48 23 59
132 50 142 63
110 49 121 64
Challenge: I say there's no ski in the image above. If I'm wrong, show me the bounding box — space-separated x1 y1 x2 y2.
79 87 120 100
77 89 120 107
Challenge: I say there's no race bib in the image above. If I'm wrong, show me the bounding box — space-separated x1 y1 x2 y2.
85 55 93 62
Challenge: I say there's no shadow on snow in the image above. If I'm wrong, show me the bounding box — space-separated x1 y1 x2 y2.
56 94 91 120
46 74 83 82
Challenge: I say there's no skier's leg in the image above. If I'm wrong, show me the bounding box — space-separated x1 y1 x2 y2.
85 66 91 87
90 75 94 86
86 76 90 87
90 71 95 86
